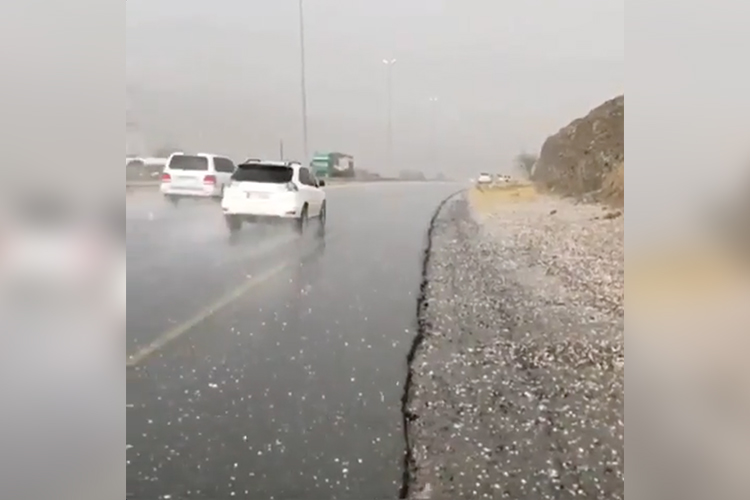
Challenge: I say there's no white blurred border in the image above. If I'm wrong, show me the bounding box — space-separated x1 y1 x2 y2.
0 1 122 499
628 1 750 498
627 0 750 248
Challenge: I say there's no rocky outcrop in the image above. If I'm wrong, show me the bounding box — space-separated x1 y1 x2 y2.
532 96 624 204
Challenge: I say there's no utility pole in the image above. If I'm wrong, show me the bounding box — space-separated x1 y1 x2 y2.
279 139 285 160
298 0 309 162
382 58 396 169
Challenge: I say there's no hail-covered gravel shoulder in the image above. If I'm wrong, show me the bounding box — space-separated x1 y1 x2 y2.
404 193 624 499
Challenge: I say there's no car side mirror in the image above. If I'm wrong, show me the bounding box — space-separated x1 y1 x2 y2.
318 180 325 187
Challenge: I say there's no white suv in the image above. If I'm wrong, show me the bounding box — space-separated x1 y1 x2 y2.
160 153 236 204
476 172 492 185
220 160 326 235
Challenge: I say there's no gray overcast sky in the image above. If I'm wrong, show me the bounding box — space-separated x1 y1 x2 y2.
126 0 623 176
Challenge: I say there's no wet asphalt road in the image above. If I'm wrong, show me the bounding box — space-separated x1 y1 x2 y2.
126 183 461 500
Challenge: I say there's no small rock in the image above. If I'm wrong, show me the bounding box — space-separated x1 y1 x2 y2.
603 210 622 220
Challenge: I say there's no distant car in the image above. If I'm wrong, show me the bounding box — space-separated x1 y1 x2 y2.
159 153 236 205
220 160 326 236
125 157 145 169
476 173 493 185
496 174 511 183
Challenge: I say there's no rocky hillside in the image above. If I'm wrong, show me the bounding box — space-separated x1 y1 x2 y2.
532 95 624 205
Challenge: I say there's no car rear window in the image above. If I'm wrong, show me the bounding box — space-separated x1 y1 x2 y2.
168 155 209 171
232 164 293 183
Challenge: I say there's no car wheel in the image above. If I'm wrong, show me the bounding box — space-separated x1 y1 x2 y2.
296 205 308 235
225 215 241 233
167 195 179 207
215 185 225 201
317 202 326 238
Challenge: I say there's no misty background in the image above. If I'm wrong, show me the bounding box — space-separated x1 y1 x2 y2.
126 0 623 178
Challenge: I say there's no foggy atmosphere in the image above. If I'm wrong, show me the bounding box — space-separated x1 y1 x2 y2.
127 0 623 499
126 0 622 175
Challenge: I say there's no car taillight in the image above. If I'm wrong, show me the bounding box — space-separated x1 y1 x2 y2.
204 175 216 184
286 182 298 192
161 173 171 182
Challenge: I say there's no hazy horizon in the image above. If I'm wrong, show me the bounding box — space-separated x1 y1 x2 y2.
126 0 623 177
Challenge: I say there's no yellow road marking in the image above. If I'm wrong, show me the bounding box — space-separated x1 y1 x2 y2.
126 262 288 367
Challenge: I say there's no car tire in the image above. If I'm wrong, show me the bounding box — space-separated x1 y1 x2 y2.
317 202 326 238
225 215 241 233
167 195 179 207
296 205 308 235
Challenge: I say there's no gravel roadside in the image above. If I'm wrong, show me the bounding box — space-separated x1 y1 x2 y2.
403 191 624 499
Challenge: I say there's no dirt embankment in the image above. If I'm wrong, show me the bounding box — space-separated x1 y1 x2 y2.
532 95 624 206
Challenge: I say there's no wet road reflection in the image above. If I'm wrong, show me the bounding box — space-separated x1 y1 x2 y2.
126 183 461 499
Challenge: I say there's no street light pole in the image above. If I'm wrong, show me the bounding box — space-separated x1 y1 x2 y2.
382 58 396 169
298 0 309 162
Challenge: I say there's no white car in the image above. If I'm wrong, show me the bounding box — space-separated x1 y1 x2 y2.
220 160 326 235
159 153 236 204
476 172 493 184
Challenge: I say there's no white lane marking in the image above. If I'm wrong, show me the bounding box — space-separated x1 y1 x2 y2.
126 262 288 367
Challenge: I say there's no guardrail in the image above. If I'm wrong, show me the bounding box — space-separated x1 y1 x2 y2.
125 177 445 190
125 178 379 189
126 180 160 188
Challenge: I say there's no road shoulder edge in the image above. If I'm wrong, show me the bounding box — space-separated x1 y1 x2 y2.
399 188 466 499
